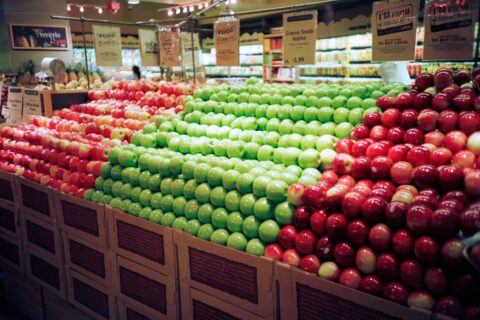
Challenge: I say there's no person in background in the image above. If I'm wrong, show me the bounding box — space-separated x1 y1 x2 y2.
132 65 141 80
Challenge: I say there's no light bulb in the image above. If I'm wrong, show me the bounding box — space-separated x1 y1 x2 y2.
97 7 103 14
183 6 187 13
66 4 72 11
168 9 173 16
79 5 85 13
175 8 181 14
229 10 234 15
230 0 236 4
189 5 194 12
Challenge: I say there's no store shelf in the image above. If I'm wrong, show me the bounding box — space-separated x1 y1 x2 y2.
206 74 262 78
269 79 295 83
204 63 263 67
264 50 282 54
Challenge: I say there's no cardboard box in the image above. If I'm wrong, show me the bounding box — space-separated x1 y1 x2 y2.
174 230 275 319
62 230 115 288
43 287 92 320
115 255 178 320
180 283 264 320
275 262 432 320
3 265 44 320
0 232 25 273
22 212 63 263
0 200 21 240
66 268 117 320
24 247 67 299
17 176 57 224
108 208 176 277
0 170 17 207
55 191 108 249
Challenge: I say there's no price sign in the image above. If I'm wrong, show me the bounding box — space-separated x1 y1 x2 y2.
372 0 419 61
22 89 43 122
139 29 159 66
159 26 182 67
93 25 123 66
283 10 317 65
423 0 478 61
214 20 240 66
181 32 200 69
6 87 23 126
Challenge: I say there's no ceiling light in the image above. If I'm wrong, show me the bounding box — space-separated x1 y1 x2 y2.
97 7 103 13
167 9 173 16
66 4 72 11
79 5 85 12
230 0 236 4
229 10 234 15
127 0 140 4
189 5 194 12
175 7 181 14
183 6 187 13
204 1 209 8
198 3 203 9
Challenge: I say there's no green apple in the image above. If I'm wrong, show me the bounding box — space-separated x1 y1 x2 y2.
295 95 307 106
120 183 133 199
160 178 173 195
332 95 347 108
138 189 151 207
150 192 163 209
300 135 317 150
302 168 322 180
254 197 274 220
257 145 274 161
281 147 301 166
148 174 161 193
318 96 332 107
184 199 200 219
263 132 280 148
320 149 337 169
109 197 122 209
172 196 187 216
252 176 271 197
225 190 241 211
239 194 256 216
274 202 294 225
244 142 260 159
333 107 350 123
111 181 123 197
210 229 230 245
92 190 105 203
316 88 328 97
198 203 214 224
290 106 305 121
207 167 225 187
348 108 364 125
210 186 226 207
139 207 152 220
278 119 293 135
258 219 280 243
277 105 291 120
212 208 229 229
129 202 142 216
195 183 211 204
266 180 288 202
171 179 185 197
352 86 368 98
146 156 160 174
238 131 253 143
120 199 133 213
362 98 377 109
256 118 268 131
197 224 214 240
194 163 211 183
149 209 163 224
95 177 105 191
304 107 317 122
213 140 228 157
317 107 334 122
169 157 184 176
280 172 298 185
335 122 354 138
292 121 306 135
110 165 123 181
184 219 201 236
318 122 336 136
340 88 352 98
236 173 254 194
138 155 152 171
227 141 245 158
227 232 248 251
255 104 267 118
346 96 363 109
108 147 121 165
181 161 196 180
222 169 240 190
127 168 140 186
287 134 303 148
304 122 319 136
249 167 266 177
161 212 176 227
243 216 261 239
160 194 174 212
100 162 112 179
242 118 257 131
298 149 321 169
157 158 171 177
227 212 244 232
183 180 197 199
246 238 265 256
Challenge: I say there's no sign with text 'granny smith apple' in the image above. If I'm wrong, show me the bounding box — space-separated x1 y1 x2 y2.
214 20 240 66
22 89 43 122
6 87 23 126
423 0 478 61
138 28 159 67
372 0 419 61
93 25 123 67
159 26 182 67
283 10 317 65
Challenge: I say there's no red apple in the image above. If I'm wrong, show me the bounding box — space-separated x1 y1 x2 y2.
415 73 434 91
360 275 384 297
413 92 433 111
351 156 371 180
315 236 334 260
400 109 419 129
385 201 408 228
264 244 284 261
387 144 410 162
355 246 376 274
424 267 449 295
332 153 355 174
390 161 414 185
435 296 463 319
334 242 355 267
438 109 459 132
459 208 480 236
438 165 464 191
363 112 382 128
432 92 451 111
293 205 311 230
351 140 371 157
453 93 474 111
444 130 468 153
452 150 476 169
278 225 297 249
376 253 398 281
351 124 370 140
441 239 466 268
347 219 369 246
404 128 425 145
425 131 445 147
381 109 401 128
335 138 353 154
302 186 324 209
407 290 435 311
406 205 433 234
282 248 301 267
286 183 305 206
429 147 452 166
464 169 480 197
459 112 480 135
318 261 340 282
309 210 327 236
386 126 405 144
412 164 438 188
417 109 439 131
299 255 320 273
431 208 459 239
414 236 440 265
370 156 393 180
391 229 414 257
339 268 362 289
383 282 408 305
326 213 347 240
406 146 430 167
376 95 396 110
295 230 317 255
395 92 414 110
399 259 424 289
368 223 391 251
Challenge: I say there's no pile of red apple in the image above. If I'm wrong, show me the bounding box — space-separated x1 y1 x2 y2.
266 68 480 319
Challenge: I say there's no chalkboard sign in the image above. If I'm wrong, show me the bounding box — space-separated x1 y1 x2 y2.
10 24 69 50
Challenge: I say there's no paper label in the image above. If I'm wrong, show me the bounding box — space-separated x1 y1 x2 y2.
138 29 159 67
283 10 318 65
22 89 43 122
159 26 182 67
214 21 240 66
372 0 419 61
92 25 123 67
181 32 200 69
423 0 478 61
6 87 23 126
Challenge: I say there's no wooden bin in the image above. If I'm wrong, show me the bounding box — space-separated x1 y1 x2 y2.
174 230 275 319
0 170 17 207
0 232 25 273
55 191 108 248
17 176 57 224
3 265 44 320
275 262 432 320
66 268 117 320
24 247 67 299
0 200 21 240
118 297 164 320
62 230 115 288
107 208 176 276
22 213 63 263
115 255 178 320
43 288 92 320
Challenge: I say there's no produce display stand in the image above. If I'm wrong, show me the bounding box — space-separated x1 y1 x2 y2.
0 200 21 240
41 89 89 117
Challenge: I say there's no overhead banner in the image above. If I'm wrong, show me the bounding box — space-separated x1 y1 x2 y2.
181 32 200 69
138 29 159 66
214 20 240 66
283 10 318 65
22 89 43 122
371 0 419 61
92 25 123 67
159 26 181 67
423 0 478 61
5 87 23 126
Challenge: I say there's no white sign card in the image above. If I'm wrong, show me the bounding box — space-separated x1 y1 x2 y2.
92 25 123 67
22 89 43 122
138 28 159 67
214 20 240 66
6 87 23 126
159 26 182 67
283 10 318 65
181 32 200 69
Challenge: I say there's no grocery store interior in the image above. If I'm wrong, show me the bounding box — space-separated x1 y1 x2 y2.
0 0 479 319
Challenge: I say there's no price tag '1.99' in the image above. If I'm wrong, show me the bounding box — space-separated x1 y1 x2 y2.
283 11 317 65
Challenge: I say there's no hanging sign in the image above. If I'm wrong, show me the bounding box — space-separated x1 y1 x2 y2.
5 87 23 126
283 10 318 65
138 29 159 66
159 26 182 67
423 0 478 61
10 24 69 50
371 0 419 61
22 89 43 122
214 20 240 66
92 25 123 67
181 32 200 69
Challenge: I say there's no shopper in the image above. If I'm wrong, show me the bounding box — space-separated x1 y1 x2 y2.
132 65 141 79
